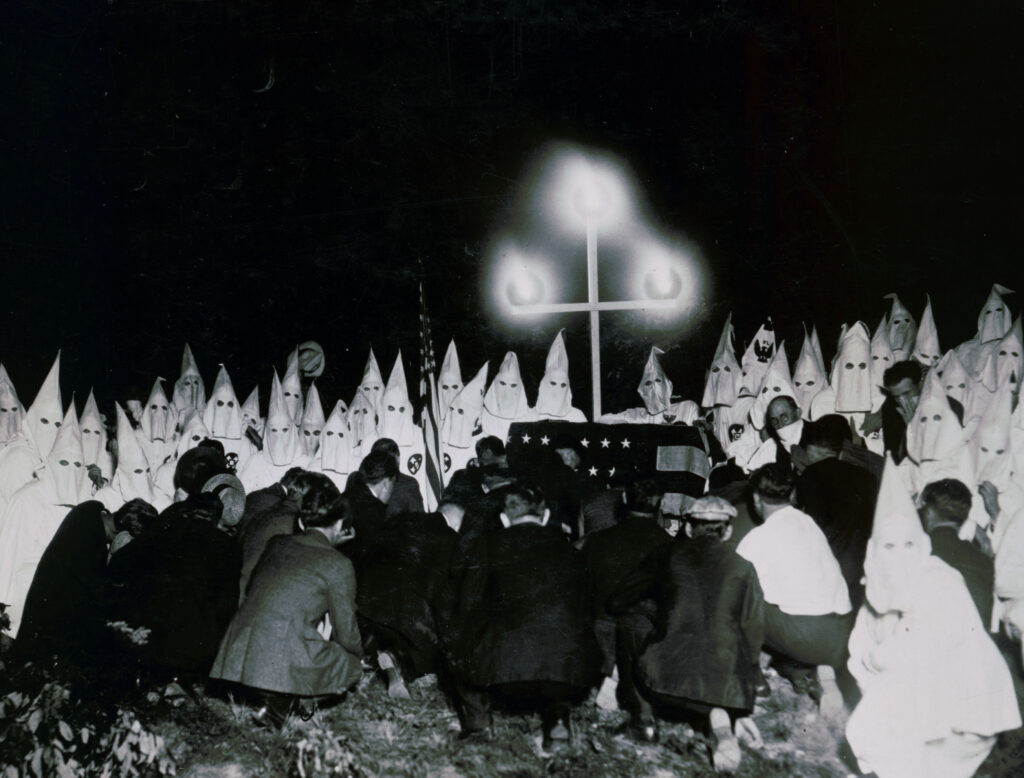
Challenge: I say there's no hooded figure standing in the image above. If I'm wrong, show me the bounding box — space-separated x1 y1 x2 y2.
845 457 1020 778
171 344 206 422
306 401 357 491
204 364 254 469
0 353 63 505
137 378 176 472
442 363 488 475
438 340 464 423
0 406 91 638
0 363 26 447
94 403 170 512
533 330 587 422
956 284 1014 377
481 351 535 442
239 372 303 492
598 347 698 426
701 315 744 445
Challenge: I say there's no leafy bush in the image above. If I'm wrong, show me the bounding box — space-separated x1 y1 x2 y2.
0 671 175 778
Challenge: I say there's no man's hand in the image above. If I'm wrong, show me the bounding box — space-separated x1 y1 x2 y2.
979 481 1001 523
860 409 883 436
86 464 107 490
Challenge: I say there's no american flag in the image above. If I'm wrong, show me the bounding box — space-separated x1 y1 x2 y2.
418 280 444 510
506 420 711 513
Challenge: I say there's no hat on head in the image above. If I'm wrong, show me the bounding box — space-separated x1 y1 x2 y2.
685 496 737 521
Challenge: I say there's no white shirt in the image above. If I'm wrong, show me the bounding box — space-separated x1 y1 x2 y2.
736 504 852 616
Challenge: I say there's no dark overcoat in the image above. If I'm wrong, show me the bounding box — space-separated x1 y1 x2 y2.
106 511 240 676
11 501 110 665
631 535 764 712
237 492 299 598
355 511 456 676
450 522 600 690
210 530 362 696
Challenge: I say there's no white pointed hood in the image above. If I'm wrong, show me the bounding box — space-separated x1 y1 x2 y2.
869 316 894 411
535 330 575 418
203 364 242 440
635 347 673 414
484 351 531 419
971 379 1013 488
175 409 211 459
22 352 63 458
114 402 154 503
347 387 378 449
750 343 797 430
264 371 301 466
443 362 488 449
438 340 463 420
993 317 1024 389
911 295 942 367
0 363 26 445
79 390 108 468
863 455 932 614
701 314 742 408
977 283 1015 344
300 383 327 456
738 319 776 398
793 328 828 419
906 370 964 464
140 378 174 443
830 322 872 413
45 404 88 505
240 387 261 432
380 353 416 446
936 349 972 407
358 349 385 417
318 400 356 476
884 293 917 360
281 349 304 423
172 344 206 415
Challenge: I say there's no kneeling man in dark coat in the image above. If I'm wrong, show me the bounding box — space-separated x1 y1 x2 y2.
448 484 600 748
610 496 765 772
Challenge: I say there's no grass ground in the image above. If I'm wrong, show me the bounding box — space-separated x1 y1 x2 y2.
140 663 1024 778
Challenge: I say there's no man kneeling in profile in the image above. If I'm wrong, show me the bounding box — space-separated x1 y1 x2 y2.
446 484 600 749
610 496 765 772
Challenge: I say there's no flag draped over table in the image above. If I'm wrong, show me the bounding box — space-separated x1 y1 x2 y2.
418 281 445 511
506 420 711 513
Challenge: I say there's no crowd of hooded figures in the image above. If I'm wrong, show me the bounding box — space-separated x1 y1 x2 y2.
2 283 1024 775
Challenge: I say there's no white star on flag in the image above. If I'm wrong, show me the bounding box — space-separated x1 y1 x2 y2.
608 466 616 477
621 438 631 448
601 438 611 448
581 438 590 448
540 435 550 445
588 466 598 477
521 433 531 444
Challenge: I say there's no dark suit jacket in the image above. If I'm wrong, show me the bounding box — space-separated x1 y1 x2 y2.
929 525 994 624
210 530 362 696
634 535 765 712
386 473 424 517
796 456 878 607
237 494 299 599
449 522 600 689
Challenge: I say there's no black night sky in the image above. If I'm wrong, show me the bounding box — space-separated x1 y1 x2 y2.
3 0 1023 417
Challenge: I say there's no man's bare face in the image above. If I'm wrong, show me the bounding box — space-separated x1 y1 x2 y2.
885 377 920 422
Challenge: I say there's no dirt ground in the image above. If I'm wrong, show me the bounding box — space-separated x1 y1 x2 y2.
148 664 1024 778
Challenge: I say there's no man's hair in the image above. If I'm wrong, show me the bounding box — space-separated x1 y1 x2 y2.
475 436 506 459
767 395 799 415
801 414 852 454
183 492 224 524
281 466 307 492
503 483 544 520
750 462 795 504
708 461 745 492
920 479 972 526
370 437 400 460
359 450 399 485
173 447 229 496
301 486 350 529
883 360 922 388
113 498 158 536
197 437 226 456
